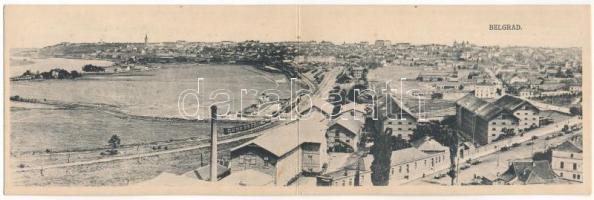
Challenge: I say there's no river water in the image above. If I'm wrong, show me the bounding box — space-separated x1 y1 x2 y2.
9 58 292 152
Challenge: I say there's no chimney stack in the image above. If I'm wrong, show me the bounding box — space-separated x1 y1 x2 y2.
210 105 218 182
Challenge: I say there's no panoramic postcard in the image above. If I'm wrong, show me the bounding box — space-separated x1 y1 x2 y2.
3 5 591 195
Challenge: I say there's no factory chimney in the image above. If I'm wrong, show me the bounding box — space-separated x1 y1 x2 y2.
210 105 218 182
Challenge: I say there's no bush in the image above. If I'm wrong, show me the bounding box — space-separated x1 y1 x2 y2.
82 64 105 72
532 149 552 162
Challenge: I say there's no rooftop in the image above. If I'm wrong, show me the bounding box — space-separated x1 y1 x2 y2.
553 140 582 153
456 94 505 120
390 147 434 166
230 118 327 158
411 136 449 153
497 160 558 185
493 95 533 112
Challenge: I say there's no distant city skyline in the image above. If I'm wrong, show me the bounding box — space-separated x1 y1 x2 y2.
6 5 590 48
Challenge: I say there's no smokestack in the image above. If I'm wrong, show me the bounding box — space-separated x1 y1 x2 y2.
210 105 218 182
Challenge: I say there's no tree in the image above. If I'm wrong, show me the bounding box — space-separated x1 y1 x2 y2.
82 64 105 72
354 158 361 186
108 134 121 152
447 131 459 185
431 93 443 99
570 105 582 116
391 135 410 151
532 148 553 163
565 68 574 78
22 70 33 76
370 115 392 186
70 70 81 78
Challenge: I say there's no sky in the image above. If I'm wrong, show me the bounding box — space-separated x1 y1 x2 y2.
4 5 591 48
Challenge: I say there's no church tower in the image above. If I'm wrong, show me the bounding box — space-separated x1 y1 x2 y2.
144 34 148 47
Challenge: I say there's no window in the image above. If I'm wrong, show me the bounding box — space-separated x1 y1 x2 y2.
399 166 402 173
524 118 528 120
525 113 528 115
408 128 412 130
388 122 392 125
408 122 412 125
398 128 402 131
573 174 576 179
532 118 536 120
264 156 270 167
573 163 577 170
239 155 245 164
560 172 564 177
492 128 496 131
560 162 564 169
577 175 581 180
342 180 345 186
502 122 506 125
398 122 402 125
492 134 496 137
361 175 364 183
570 154 574 158
492 122 497 125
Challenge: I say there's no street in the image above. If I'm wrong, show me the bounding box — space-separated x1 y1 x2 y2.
409 128 582 185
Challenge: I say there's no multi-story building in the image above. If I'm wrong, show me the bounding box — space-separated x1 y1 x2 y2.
519 88 538 98
493 95 540 131
455 94 519 145
326 114 365 153
474 83 499 99
351 66 365 79
569 84 582 95
384 114 417 141
551 140 583 182
388 140 450 185
456 94 540 145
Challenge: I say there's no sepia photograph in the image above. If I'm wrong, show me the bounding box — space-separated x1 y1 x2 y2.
3 5 591 195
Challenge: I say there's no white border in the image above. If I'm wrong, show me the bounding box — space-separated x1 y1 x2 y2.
1 1 592 200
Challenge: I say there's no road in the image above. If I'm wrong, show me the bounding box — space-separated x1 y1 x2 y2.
410 129 581 185
316 67 341 98
406 115 581 185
